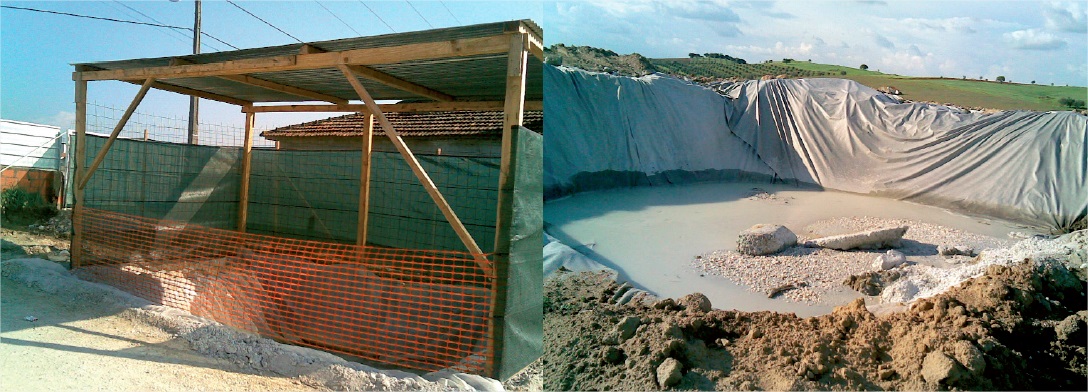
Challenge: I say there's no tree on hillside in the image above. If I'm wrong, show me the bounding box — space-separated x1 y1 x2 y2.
783 58 794 63
860 64 869 70
689 53 702 58
1031 80 1036 84
997 76 1006 82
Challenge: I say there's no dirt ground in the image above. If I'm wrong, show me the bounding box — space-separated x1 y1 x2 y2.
0 273 320 391
543 232 1088 390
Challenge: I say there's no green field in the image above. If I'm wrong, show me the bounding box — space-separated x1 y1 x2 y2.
766 61 1086 111
646 57 1086 111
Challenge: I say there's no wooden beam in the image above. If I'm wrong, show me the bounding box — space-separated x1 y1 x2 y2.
168 57 346 105
342 64 454 102
298 44 325 55
71 77 88 269
243 100 543 113
238 111 255 232
77 35 511 81
356 113 374 246
220 74 348 104
121 79 252 107
338 64 489 268
487 32 529 379
78 78 156 190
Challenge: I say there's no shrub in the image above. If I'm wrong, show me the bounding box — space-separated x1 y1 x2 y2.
996 75 1006 82
860 64 869 70
840 71 847 75
1 187 57 224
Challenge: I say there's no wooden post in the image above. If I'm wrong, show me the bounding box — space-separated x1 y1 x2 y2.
356 113 374 246
487 32 529 379
337 64 489 270
71 77 88 269
78 78 156 190
237 111 255 232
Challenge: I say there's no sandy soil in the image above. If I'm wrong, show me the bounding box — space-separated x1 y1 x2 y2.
0 273 320 392
544 229 1087 390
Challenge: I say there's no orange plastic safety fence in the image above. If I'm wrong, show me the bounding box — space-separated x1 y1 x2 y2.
73 207 496 374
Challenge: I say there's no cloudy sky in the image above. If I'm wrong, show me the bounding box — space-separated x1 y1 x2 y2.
546 0 1087 86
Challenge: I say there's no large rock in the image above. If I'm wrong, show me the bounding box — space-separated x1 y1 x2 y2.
806 226 908 250
615 316 641 341
921 351 963 385
872 250 907 270
737 224 797 255
656 357 683 388
677 293 712 313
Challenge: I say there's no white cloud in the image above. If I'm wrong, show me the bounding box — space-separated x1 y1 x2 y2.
1044 1 1088 33
895 17 978 33
34 111 75 130
1004 29 1067 50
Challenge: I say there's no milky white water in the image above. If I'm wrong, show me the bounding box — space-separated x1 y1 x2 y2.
544 181 1029 317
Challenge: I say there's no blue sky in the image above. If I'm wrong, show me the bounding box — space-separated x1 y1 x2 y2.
1 0 543 131
548 1 1087 87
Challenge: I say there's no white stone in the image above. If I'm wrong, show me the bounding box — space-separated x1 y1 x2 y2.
737 224 797 256
872 250 907 270
806 226 908 250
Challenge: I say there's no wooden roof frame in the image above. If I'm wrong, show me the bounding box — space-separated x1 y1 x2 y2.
69 20 541 378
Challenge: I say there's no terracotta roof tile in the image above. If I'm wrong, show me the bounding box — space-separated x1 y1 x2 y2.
261 110 542 139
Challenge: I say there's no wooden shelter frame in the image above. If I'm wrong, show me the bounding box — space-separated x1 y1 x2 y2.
70 20 542 378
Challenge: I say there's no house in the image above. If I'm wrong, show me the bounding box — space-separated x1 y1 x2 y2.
261 110 543 158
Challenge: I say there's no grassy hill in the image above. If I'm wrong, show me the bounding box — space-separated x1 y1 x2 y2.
775 61 1086 112
651 58 835 80
546 44 1086 112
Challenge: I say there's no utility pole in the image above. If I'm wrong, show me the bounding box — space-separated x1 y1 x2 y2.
187 0 201 145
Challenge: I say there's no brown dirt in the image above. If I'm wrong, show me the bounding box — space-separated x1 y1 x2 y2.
544 258 1087 390
545 45 656 76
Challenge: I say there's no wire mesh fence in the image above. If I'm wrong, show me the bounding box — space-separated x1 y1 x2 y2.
73 104 539 377
74 207 495 373
86 101 276 148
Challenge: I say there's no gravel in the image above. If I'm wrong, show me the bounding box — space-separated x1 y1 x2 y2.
694 217 1014 304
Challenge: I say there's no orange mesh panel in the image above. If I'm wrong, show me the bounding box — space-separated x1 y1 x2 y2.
74 207 495 373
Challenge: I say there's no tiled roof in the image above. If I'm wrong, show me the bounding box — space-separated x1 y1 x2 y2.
261 110 543 139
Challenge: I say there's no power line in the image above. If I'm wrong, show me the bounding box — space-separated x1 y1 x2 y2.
357 1 396 33
109 0 220 52
438 1 461 24
225 0 303 43
1 5 240 50
404 1 433 28
313 0 361 36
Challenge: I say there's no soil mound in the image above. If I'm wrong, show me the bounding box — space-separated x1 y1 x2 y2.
545 251 1087 390
544 44 656 76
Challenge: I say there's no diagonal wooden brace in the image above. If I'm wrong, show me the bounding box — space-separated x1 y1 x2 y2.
78 78 156 190
338 64 490 272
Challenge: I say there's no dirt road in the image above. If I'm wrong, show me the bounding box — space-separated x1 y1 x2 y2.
0 273 320 392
